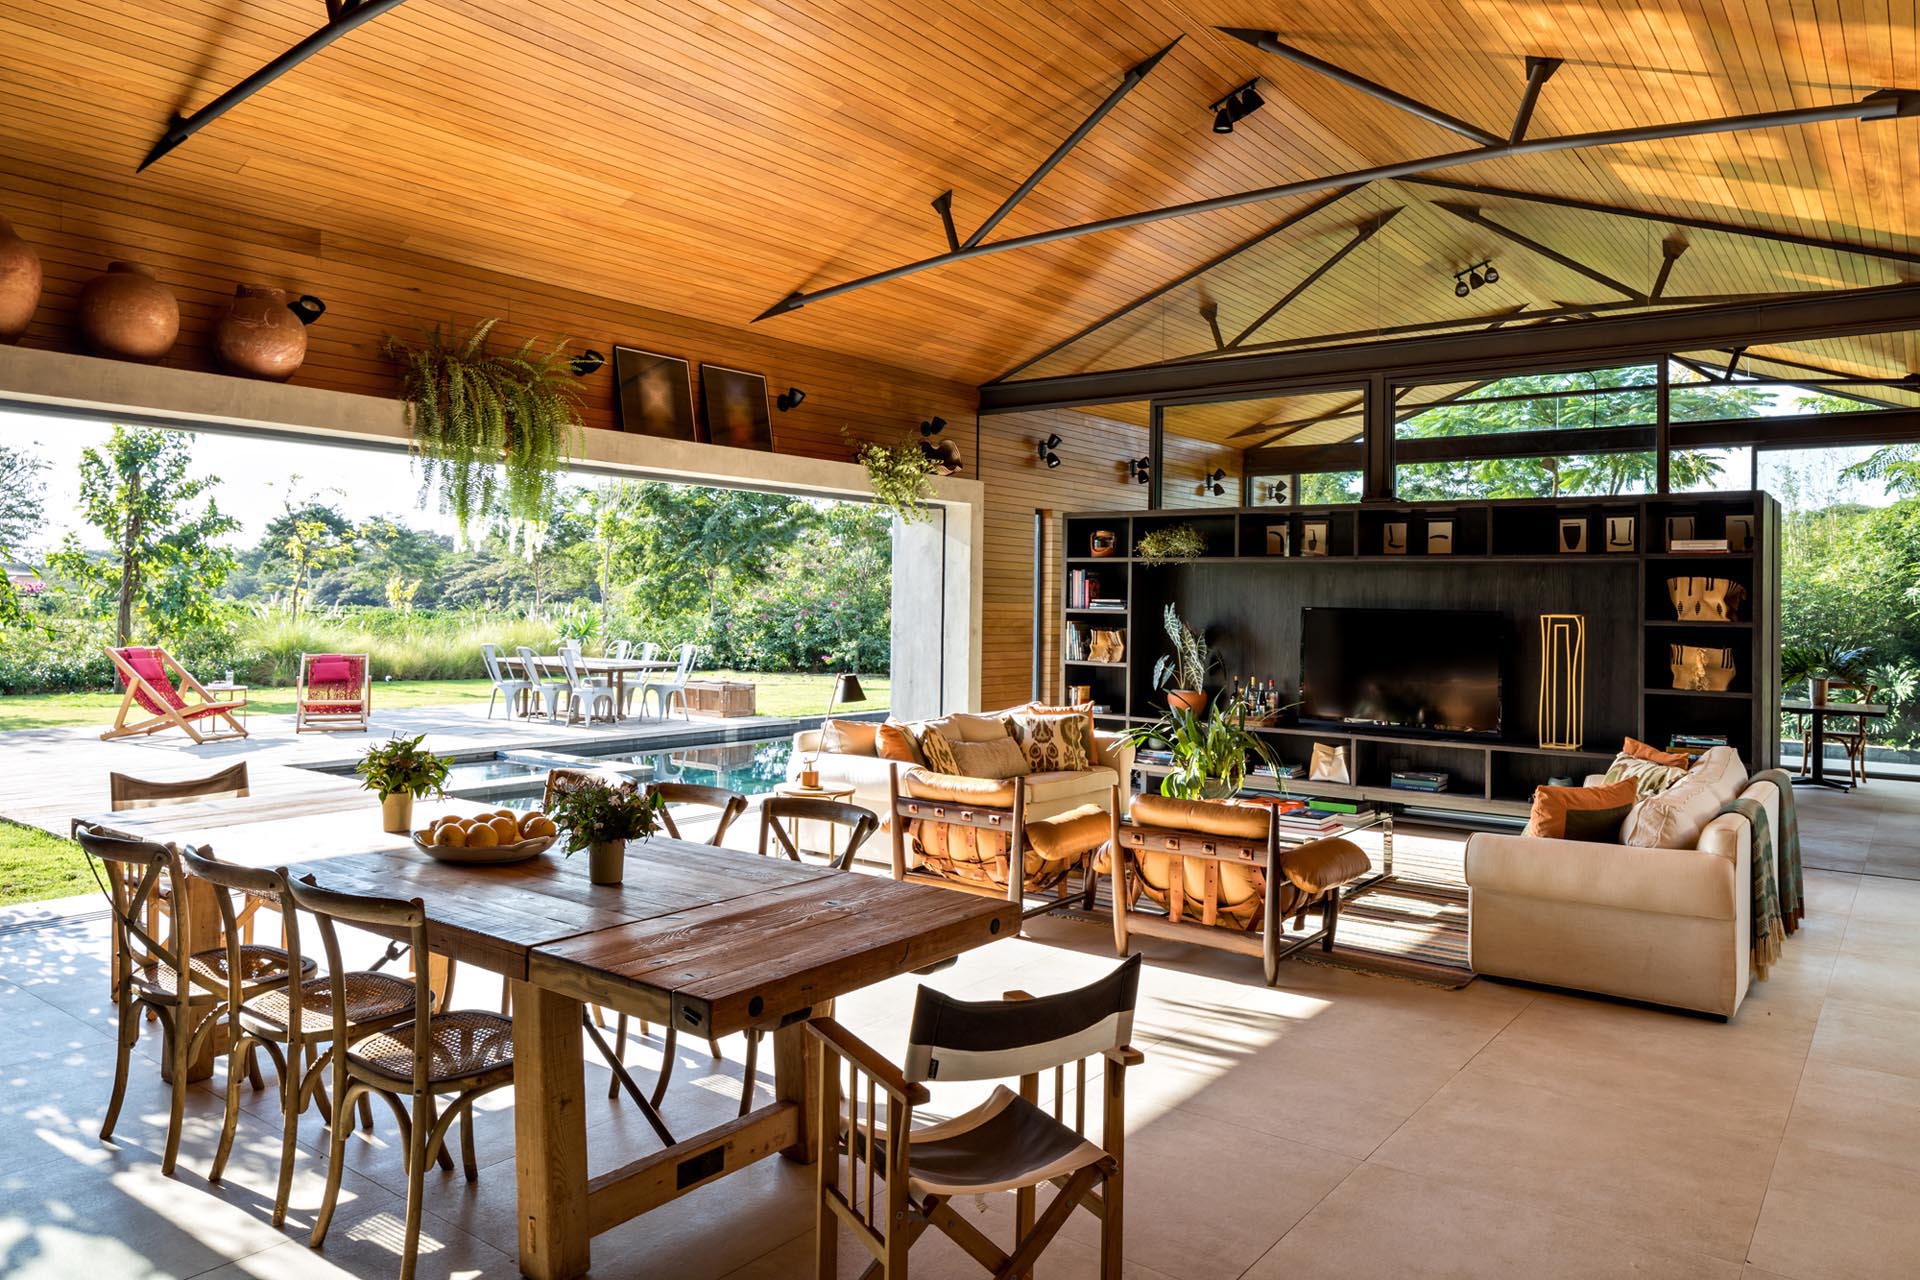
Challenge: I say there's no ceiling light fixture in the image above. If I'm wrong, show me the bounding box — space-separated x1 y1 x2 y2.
1037 433 1063 468
775 386 806 411
1451 259 1498 298
1208 77 1263 134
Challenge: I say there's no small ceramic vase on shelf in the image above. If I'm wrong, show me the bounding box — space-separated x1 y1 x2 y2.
78 261 179 360
0 215 42 344
214 285 325 380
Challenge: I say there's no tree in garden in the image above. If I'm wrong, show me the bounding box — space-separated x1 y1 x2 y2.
45 427 237 646
0 444 46 551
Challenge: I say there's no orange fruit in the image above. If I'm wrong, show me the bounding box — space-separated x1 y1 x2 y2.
522 815 557 839
488 816 521 844
465 824 499 849
439 824 469 848
492 809 517 821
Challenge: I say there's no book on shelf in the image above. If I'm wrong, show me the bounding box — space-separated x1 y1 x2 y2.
1087 598 1126 610
1063 621 1087 662
1389 770 1450 792
1066 569 1104 609
1304 798 1360 814
1669 538 1731 553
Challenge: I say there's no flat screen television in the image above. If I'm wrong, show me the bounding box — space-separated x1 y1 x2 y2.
1299 607 1504 739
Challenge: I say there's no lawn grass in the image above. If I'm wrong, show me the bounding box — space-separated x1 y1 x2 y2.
0 819 90 908
0 671 890 731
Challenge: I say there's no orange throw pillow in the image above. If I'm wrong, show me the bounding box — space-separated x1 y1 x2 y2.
1525 778 1639 840
875 721 924 765
1622 736 1691 770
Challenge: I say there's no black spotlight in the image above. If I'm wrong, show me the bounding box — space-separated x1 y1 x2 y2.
1129 456 1152 485
1237 84 1264 116
1037 433 1062 469
919 416 947 437
1204 467 1227 497
1209 78 1262 134
569 348 606 377
1454 277 1470 299
776 386 806 412
1483 263 1499 285
1469 267 1486 290
1213 106 1235 134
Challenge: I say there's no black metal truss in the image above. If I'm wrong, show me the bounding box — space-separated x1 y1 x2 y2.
1216 28 1503 144
139 0 411 171
1433 202 1643 300
1225 209 1400 349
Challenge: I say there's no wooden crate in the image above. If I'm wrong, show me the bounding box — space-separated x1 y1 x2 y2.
683 680 756 718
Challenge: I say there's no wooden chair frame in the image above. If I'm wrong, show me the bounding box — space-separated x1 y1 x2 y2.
808 997 1139 1280
1821 680 1876 786
887 763 1095 920
101 645 249 743
650 781 750 845
1102 787 1346 987
294 651 372 733
760 795 879 872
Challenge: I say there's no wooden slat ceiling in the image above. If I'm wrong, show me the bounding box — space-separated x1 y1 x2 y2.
2 0 1917 389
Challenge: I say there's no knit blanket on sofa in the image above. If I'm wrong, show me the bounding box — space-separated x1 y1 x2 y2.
1718 768 1805 980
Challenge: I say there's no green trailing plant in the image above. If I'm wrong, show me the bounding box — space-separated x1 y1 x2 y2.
355 733 451 800
1152 603 1217 693
851 431 937 526
1126 695 1279 800
385 319 584 535
1134 523 1206 566
1782 641 1873 691
547 777 664 854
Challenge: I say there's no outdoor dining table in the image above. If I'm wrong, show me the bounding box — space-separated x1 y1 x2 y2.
85 794 1018 1279
1782 698 1890 792
531 654 676 722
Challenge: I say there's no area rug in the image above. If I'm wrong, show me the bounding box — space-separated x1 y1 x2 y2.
1295 876 1475 988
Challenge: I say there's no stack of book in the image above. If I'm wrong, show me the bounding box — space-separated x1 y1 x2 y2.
1389 770 1450 793
1670 537 1731 554
1087 597 1126 611
1251 762 1303 780
1667 732 1729 762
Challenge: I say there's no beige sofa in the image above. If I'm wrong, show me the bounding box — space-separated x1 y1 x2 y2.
1464 747 1773 1018
788 709 1134 854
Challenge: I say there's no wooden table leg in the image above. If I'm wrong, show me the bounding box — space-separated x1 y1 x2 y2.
774 998 833 1164
513 979 591 1280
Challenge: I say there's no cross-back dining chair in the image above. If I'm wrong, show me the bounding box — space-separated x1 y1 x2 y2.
289 876 516 1280
808 954 1143 1280
75 822 313 1177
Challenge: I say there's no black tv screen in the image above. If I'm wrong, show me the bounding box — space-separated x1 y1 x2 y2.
1299 607 1504 738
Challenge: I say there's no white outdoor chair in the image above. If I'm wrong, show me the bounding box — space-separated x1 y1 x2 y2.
607 640 633 661
561 648 618 724
516 645 571 721
622 641 662 717
481 644 532 720
643 643 698 721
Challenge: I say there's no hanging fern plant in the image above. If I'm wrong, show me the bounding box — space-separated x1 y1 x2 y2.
850 430 937 525
384 319 584 534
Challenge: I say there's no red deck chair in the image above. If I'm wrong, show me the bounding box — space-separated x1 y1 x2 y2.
101 646 249 743
295 652 371 733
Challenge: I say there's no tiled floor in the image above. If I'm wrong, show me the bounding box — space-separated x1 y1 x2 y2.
0 797 1915 1280
1794 781 1920 880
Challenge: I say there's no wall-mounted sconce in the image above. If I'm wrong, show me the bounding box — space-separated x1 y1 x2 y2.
1036 433 1062 469
919 416 947 437
1203 467 1228 497
776 386 806 411
1129 456 1151 485
1259 479 1290 505
569 348 606 377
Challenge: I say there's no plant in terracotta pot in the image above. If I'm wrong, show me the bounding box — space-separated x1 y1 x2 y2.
1782 641 1872 703
1152 603 1217 714
1126 695 1279 800
547 777 664 885
356 734 452 833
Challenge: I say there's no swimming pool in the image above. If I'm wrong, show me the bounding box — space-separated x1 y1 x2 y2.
433 736 794 810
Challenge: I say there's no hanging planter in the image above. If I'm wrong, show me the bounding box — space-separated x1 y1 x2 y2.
384 318 584 533
851 430 937 525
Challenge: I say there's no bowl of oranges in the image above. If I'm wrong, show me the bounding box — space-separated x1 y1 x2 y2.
412 809 559 865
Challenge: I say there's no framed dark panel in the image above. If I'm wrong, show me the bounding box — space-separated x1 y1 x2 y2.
612 346 697 440
698 364 774 450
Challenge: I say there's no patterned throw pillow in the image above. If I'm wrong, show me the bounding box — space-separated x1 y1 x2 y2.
1604 753 1688 797
1010 710 1092 772
919 727 962 775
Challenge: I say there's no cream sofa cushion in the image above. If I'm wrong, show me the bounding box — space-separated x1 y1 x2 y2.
946 734 1029 779
923 711 1013 743
1620 746 1749 850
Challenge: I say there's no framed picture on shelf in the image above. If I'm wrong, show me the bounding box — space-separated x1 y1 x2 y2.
1302 521 1329 557
1427 520 1453 555
1558 517 1588 553
698 364 775 450
611 346 697 440
1665 515 1696 549
1605 515 1636 553
1383 521 1408 555
1727 514 1756 552
1265 524 1290 556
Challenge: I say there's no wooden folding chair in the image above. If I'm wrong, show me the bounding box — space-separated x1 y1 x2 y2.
100 645 248 743
295 652 371 733
810 954 1143 1279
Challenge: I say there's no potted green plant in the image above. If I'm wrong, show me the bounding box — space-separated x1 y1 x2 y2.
1152 603 1218 714
385 318 585 535
851 430 937 525
1134 523 1206 567
1126 695 1279 800
547 777 664 884
356 734 452 833
1782 642 1872 704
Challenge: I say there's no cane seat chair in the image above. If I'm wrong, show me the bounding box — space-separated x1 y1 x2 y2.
289 877 515 1280
809 954 1143 1279
1823 680 1876 786
179 849 416 1226
76 823 313 1177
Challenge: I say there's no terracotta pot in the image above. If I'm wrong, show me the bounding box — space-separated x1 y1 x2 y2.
588 838 626 885
1167 689 1209 715
78 261 178 361
380 792 414 834
1813 676 1830 706
214 285 324 380
0 215 41 344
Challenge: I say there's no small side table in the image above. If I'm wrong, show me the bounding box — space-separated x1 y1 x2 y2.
201 681 249 731
772 780 856 862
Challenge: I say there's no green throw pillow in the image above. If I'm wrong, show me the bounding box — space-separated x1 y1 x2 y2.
1563 803 1634 843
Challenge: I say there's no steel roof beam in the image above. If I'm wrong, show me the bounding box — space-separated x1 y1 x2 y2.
1217 28 1503 145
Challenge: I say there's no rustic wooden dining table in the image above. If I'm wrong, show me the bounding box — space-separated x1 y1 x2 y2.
85 793 1018 1280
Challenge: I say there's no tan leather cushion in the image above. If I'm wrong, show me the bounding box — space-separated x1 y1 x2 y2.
1280 837 1372 893
1130 794 1269 841
876 721 923 764
923 712 1013 744
903 769 1016 808
946 735 1030 780
1024 804 1109 860
1024 768 1117 807
820 719 878 756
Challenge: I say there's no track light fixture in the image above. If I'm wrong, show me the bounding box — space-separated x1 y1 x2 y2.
1208 78 1264 134
1451 259 1499 298
569 348 606 377
1036 433 1063 469
919 416 947 437
1129 456 1152 485
1203 467 1228 497
776 386 806 411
